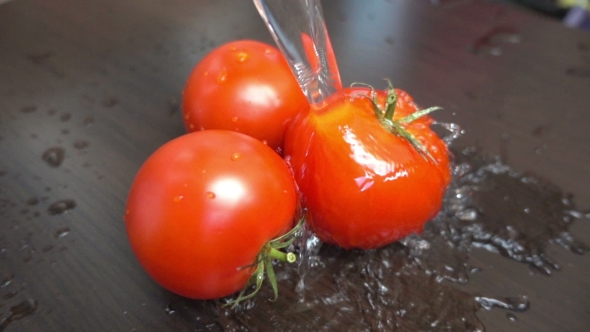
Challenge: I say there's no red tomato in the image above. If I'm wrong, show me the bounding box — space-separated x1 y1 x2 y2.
125 130 297 299
182 40 308 153
284 86 451 250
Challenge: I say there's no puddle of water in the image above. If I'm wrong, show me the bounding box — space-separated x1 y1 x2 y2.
0 299 38 331
160 147 586 331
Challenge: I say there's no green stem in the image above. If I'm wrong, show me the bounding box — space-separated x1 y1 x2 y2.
383 79 397 120
268 247 296 263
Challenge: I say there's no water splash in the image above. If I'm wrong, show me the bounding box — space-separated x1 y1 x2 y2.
439 149 589 274
434 121 464 146
163 148 586 331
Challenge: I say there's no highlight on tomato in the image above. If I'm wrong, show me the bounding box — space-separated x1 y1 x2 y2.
182 40 308 153
125 130 299 306
284 81 452 250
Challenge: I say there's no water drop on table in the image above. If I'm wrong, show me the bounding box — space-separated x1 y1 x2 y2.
41 245 54 253
1 274 14 288
475 296 529 312
47 199 76 215
102 97 119 108
470 26 521 56
54 226 71 238
59 112 72 122
83 116 95 126
20 105 37 113
0 299 38 331
26 197 39 206
42 147 65 168
73 140 89 150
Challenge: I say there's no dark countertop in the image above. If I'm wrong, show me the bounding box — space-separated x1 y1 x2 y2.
1 0 589 331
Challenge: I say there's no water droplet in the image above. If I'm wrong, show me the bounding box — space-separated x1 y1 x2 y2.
435 121 464 145
1 274 14 288
475 295 529 312
83 116 95 126
231 152 241 161
534 144 548 155
102 97 119 108
566 66 590 78
470 26 521 56
236 51 249 63
206 192 216 199
55 226 71 238
42 147 65 168
2 290 18 300
456 209 478 221
47 199 76 215
73 140 89 150
20 105 37 113
41 245 54 253
231 116 238 123
261 140 268 145
59 112 72 122
506 313 517 321
165 303 176 315
217 70 228 84
1 299 38 329
27 197 39 206
173 195 184 202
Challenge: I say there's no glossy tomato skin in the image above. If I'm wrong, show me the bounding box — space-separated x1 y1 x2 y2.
125 130 297 299
284 88 451 250
182 40 308 153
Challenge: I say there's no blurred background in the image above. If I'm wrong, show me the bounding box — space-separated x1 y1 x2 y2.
502 0 589 29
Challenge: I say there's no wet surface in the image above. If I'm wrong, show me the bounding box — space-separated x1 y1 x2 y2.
0 299 37 331
159 148 587 332
1 0 589 331
470 26 522 56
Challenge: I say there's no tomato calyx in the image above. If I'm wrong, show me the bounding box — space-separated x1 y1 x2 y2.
225 217 304 309
351 80 442 163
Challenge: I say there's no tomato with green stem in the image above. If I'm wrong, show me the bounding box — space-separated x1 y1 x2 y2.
182 40 308 153
125 130 299 303
284 82 452 250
